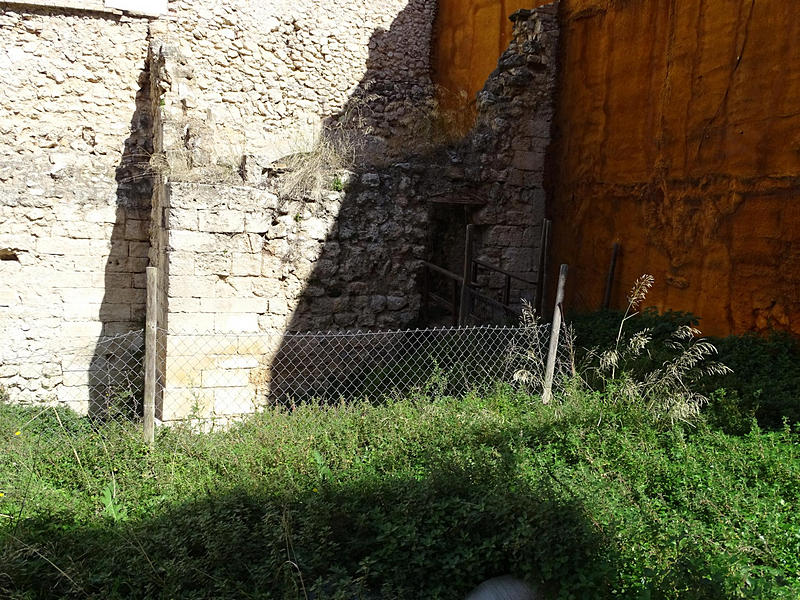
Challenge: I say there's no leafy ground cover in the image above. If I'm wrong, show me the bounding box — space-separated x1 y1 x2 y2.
2 384 799 599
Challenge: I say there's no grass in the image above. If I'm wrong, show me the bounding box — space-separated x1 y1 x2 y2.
570 309 800 432
1 387 799 599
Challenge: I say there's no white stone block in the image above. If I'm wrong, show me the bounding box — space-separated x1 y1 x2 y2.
61 321 104 338
213 386 255 415
167 275 217 298
165 335 239 357
269 298 290 315
166 251 195 275
168 230 218 253
161 387 213 421
202 368 250 388
231 252 262 276
62 369 90 387
199 210 245 233
62 288 107 304
214 312 259 333
244 213 271 233
168 297 202 313
217 355 260 369
57 384 90 405
200 297 266 313
166 312 215 334
63 303 101 320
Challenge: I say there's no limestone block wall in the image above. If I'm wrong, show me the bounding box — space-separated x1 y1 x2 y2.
0 0 438 414
143 0 436 420
1 0 556 417
0 5 152 411
154 167 428 420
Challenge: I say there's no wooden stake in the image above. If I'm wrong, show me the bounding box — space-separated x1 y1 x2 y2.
542 264 568 405
143 266 157 445
458 224 474 326
602 243 620 310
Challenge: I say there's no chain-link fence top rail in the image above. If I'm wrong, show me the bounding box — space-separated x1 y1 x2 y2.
2 324 574 422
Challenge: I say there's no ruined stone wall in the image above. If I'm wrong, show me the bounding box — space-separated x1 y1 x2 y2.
549 0 800 335
420 5 559 315
432 0 553 116
155 169 428 420
145 1 436 419
0 0 557 418
0 5 152 411
160 0 436 166
469 5 557 304
0 0 438 412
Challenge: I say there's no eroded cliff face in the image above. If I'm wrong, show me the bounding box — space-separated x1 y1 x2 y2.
550 0 800 335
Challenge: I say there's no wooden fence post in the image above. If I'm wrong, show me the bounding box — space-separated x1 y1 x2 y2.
143 266 157 445
542 264 568 405
602 243 620 310
458 224 474 326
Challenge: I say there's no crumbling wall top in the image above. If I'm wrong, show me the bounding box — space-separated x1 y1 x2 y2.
1 0 167 18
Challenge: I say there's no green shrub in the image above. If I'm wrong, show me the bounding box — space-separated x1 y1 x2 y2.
2 392 799 599
702 332 800 430
570 311 800 431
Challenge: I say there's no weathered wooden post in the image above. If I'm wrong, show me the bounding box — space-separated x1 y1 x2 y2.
542 263 568 405
602 242 620 310
535 219 551 315
143 266 157 445
458 224 474 326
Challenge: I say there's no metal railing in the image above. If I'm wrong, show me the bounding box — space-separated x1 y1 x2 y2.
420 220 551 326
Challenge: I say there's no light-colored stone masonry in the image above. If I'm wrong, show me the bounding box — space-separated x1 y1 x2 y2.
0 0 557 420
0 5 152 412
0 0 438 416
158 0 436 165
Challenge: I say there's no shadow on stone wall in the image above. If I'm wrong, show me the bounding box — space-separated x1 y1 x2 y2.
278 2 441 336
87 64 153 419
269 6 555 340
260 3 536 404
255 2 453 404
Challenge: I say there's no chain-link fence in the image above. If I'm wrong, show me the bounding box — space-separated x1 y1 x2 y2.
1 322 574 426
0 321 573 595
0 330 145 420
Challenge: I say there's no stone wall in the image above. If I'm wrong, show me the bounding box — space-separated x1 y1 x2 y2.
154 169 428 419
0 0 559 418
0 5 152 412
432 0 554 118
0 0 438 412
549 0 800 335
157 0 436 166
421 5 559 315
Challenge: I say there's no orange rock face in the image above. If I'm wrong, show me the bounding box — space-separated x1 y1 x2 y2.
549 0 800 335
433 0 552 114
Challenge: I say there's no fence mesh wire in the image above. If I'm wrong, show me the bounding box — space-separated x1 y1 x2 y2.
1 323 574 425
